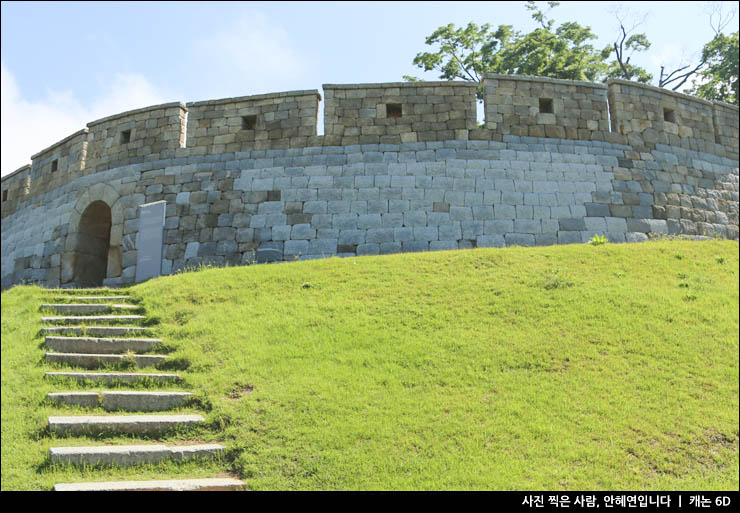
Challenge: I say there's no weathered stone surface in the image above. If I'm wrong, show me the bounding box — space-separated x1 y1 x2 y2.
45 352 165 368
41 315 146 324
45 372 180 384
49 443 223 466
41 326 153 337
102 391 193 412
47 392 99 408
45 336 161 354
40 303 138 315
54 477 244 491
47 414 204 435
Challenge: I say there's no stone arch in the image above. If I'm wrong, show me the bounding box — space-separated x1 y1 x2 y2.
62 183 124 286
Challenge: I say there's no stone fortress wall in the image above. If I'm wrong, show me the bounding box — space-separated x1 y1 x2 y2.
2 74 738 288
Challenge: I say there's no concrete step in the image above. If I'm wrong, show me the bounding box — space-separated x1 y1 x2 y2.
54 477 245 491
45 336 162 354
45 372 180 384
47 391 193 411
41 304 139 315
41 315 147 325
48 414 205 435
49 443 224 466
45 352 166 368
41 326 153 337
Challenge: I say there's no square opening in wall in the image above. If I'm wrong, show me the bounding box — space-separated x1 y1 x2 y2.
120 129 131 144
51 159 58 172
539 98 554 114
2 190 8 202
242 115 257 130
663 108 676 123
386 103 402 119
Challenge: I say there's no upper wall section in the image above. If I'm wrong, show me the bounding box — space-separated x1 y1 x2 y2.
85 102 187 173
712 100 740 151
3 76 738 216
0 164 31 217
29 128 89 196
482 74 610 141
185 90 321 154
607 79 739 160
323 81 478 145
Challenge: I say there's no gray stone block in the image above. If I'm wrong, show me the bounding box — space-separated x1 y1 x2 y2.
477 235 505 248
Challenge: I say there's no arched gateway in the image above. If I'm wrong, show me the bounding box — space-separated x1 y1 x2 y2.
72 200 111 286
61 183 124 287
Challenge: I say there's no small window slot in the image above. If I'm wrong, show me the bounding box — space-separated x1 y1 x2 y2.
242 115 257 130
663 108 676 123
51 159 58 172
386 103 402 119
2 190 8 202
120 129 132 144
539 98 553 114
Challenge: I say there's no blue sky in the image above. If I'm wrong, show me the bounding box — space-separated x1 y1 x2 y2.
2 1 737 176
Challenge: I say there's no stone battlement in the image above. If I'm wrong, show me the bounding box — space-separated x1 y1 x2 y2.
2 76 737 289
3 77 738 209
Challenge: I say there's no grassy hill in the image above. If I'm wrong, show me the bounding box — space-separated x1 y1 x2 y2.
2 239 738 490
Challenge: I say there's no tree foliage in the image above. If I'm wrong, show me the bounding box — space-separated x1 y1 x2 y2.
688 31 739 105
403 2 606 96
404 1 737 105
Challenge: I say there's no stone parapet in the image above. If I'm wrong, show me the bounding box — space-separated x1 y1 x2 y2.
185 90 320 154
482 74 610 141
85 102 187 173
323 81 477 145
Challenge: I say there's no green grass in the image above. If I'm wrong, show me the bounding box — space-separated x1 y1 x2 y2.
2 239 738 490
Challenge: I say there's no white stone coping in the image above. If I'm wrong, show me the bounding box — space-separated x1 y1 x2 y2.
483 73 607 89
606 78 714 106
87 101 187 128
31 128 90 160
322 81 478 89
187 89 322 107
1 164 31 183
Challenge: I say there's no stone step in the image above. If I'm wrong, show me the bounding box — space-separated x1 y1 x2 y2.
48 391 193 411
48 414 205 436
47 288 123 295
45 372 180 384
45 336 162 354
41 304 139 315
54 477 245 491
45 352 166 368
41 315 147 325
49 443 224 466
41 326 153 337
52 296 131 302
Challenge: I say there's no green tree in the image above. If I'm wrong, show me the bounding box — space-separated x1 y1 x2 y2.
403 2 606 96
688 31 739 105
599 10 653 84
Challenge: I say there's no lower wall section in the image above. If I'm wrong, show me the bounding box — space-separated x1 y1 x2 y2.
2 138 738 288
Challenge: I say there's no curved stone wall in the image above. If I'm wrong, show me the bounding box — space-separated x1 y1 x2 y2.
2 76 738 289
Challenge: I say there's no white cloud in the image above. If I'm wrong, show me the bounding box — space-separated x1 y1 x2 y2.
1 61 172 176
193 11 311 98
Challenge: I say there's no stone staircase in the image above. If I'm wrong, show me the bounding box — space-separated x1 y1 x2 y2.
41 290 244 492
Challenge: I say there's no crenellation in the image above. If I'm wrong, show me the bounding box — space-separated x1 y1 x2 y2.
323 81 477 145
186 90 321 154
483 74 610 142
85 102 187 174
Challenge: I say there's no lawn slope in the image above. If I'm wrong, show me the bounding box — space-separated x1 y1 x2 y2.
2 239 738 490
